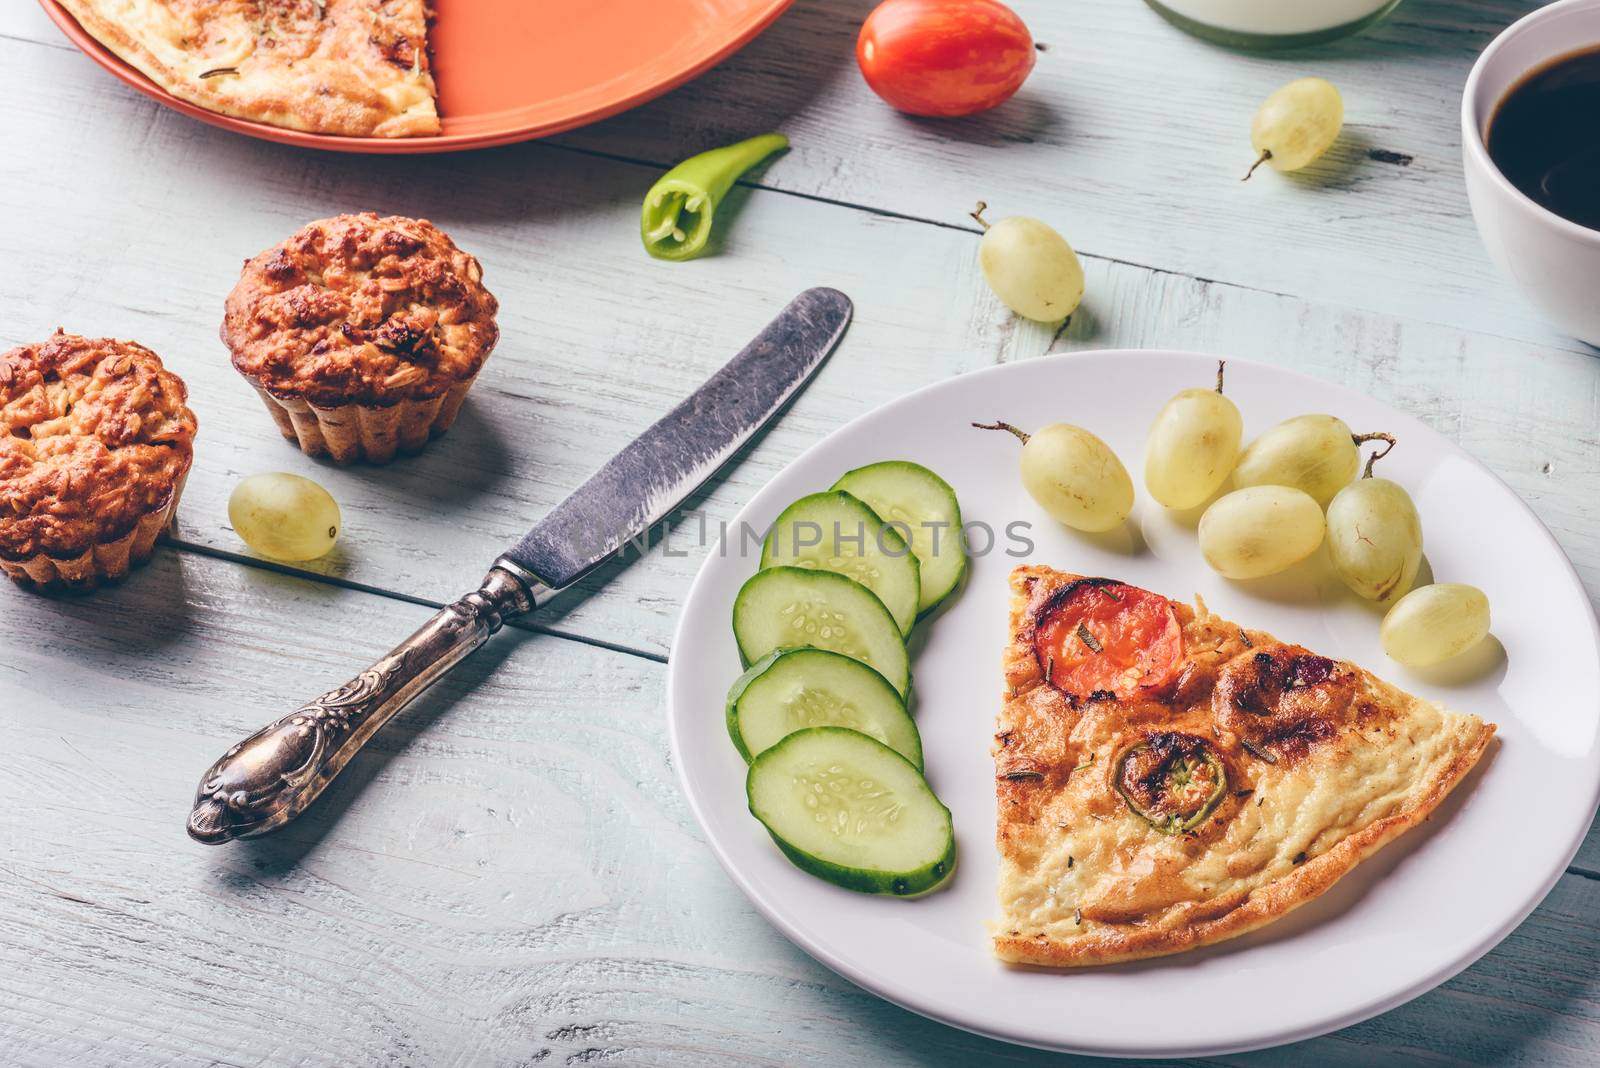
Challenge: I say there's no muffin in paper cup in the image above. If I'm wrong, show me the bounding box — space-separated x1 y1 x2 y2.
0 331 197 592
222 212 499 465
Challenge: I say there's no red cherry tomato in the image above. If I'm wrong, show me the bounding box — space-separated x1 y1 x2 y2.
856 0 1036 118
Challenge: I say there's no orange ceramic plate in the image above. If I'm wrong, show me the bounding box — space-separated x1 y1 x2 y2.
40 0 794 153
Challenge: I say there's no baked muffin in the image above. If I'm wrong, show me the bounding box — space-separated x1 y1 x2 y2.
222 213 498 464
0 331 197 590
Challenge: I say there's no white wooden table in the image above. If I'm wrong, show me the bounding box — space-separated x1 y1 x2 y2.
4 1 1598 1063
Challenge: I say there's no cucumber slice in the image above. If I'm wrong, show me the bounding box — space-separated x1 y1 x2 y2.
727 649 921 767
732 567 910 698
760 491 921 636
831 461 966 615
747 727 955 896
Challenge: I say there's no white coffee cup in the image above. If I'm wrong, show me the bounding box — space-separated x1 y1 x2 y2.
1462 0 1600 347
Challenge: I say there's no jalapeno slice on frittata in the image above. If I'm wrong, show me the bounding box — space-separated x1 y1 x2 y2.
1115 732 1227 834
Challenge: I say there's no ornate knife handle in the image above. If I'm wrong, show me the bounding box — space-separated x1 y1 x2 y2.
186 563 548 844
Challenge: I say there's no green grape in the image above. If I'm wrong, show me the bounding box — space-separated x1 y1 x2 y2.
1381 584 1491 667
1198 485 1324 580
1246 77 1344 178
1327 476 1423 602
1231 414 1361 506
974 207 1085 322
1144 363 1243 510
229 472 341 562
975 420 1132 532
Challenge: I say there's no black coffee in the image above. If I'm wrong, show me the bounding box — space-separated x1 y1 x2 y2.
1487 45 1600 232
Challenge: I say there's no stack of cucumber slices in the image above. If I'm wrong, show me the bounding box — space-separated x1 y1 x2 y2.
728 461 965 897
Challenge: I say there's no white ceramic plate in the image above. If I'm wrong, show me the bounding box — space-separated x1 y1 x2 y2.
666 351 1600 1057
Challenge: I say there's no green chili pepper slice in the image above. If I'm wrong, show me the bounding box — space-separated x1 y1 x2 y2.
640 133 789 261
1114 732 1228 835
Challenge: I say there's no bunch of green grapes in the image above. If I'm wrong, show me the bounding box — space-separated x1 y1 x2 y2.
965 64 1491 669
1135 367 1488 668
1189 408 1412 594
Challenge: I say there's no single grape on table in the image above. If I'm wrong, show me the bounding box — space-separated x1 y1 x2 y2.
1245 77 1344 179
971 202 1085 322
973 419 1132 532
1382 584 1491 667
1144 360 1244 510
228 472 341 562
1198 485 1325 579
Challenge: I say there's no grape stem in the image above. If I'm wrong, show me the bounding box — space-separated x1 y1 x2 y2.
1242 150 1272 182
973 420 1031 444
969 201 991 231
1216 360 1227 393
1353 431 1397 478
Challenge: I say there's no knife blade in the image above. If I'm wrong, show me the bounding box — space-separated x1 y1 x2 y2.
501 285 852 590
186 288 852 844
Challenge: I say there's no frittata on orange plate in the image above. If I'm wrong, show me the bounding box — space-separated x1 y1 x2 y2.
57 0 439 137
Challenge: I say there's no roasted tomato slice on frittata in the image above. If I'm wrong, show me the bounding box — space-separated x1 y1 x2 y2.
1032 579 1183 699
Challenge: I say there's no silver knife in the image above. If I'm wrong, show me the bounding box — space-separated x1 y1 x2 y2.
187 287 852 844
